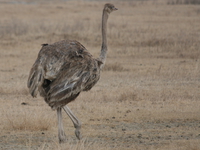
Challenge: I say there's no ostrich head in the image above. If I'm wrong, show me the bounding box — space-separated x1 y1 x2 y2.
104 3 118 14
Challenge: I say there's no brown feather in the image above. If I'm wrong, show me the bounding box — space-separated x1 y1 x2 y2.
28 40 101 109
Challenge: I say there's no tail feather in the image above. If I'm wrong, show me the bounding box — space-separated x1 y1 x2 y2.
27 64 44 97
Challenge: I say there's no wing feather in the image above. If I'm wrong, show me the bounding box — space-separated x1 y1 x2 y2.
47 67 92 108
27 62 45 97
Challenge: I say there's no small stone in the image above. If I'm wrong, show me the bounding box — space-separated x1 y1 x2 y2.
21 102 28 105
122 128 126 131
126 110 131 113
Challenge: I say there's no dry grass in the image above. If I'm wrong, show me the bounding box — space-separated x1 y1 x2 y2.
167 0 200 5
2 103 54 131
0 0 200 150
103 63 128 72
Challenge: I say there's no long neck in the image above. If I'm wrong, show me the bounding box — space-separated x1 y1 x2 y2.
99 10 109 68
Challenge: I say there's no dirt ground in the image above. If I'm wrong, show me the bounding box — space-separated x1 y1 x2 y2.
0 0 200 150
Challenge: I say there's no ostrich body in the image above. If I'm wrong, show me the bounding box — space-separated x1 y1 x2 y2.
27 3 117 143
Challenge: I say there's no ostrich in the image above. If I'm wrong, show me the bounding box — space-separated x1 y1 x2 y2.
27 3 117 143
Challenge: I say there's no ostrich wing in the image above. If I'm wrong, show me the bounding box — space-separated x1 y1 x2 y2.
46 62 93 109
45 47 101 109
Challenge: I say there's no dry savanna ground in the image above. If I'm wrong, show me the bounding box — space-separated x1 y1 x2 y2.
0 0 200 150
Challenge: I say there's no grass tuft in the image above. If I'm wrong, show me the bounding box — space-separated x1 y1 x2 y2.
4 108 54 131
103 63 128 72
118 91 138 102
167 0 200 4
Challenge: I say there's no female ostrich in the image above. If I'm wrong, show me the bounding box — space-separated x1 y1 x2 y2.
27 3 117 143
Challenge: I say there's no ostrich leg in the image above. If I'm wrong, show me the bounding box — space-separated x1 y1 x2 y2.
57 107 67 143
63 105 82 140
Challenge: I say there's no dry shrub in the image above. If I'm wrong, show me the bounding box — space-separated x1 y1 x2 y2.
167 0 200 4
0 87 29 96
103 63 127 72
3 108 54 131
0 19 29 38
118 90 138 102
140 38 168 47
96 88 138 103
195 8 200 14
